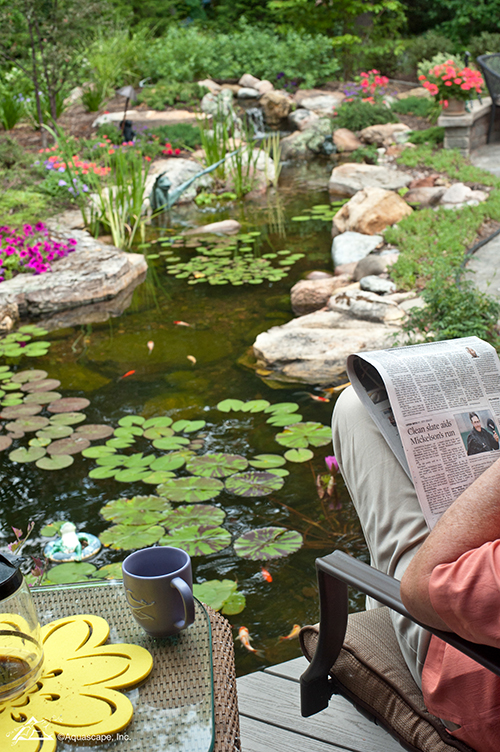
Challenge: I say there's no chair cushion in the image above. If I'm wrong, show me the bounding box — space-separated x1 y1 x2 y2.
300 607 476 752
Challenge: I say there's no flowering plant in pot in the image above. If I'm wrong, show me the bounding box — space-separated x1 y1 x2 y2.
418 61 484 112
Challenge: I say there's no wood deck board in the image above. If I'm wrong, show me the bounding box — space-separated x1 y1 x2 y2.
238 664 402 752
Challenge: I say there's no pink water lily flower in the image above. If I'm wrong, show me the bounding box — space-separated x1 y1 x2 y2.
325 456 339 474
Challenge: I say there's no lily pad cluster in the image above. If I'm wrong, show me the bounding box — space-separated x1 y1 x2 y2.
192 579 246 615
163 232 304 286
291 199 348 223
0 325 51 359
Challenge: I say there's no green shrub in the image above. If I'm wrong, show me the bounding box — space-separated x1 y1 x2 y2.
350 145 379 164
138 82 208 110
397 143 498 184
391 96 435 119
402 31 456 76
141 24 340 87
408 126 445 146
0 136 29 169
0 91 24 130
333 100 398 132
95 123 123 144
146 124 201 151
468 32 500 61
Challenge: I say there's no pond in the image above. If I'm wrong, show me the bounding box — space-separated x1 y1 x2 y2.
0 163 368 676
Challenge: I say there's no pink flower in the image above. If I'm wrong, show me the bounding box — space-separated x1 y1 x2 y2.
325 456 339 474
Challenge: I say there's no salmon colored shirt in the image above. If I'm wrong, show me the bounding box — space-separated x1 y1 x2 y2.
422 539 500 752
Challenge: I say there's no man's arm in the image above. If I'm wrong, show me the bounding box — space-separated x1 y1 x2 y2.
401 456 500 630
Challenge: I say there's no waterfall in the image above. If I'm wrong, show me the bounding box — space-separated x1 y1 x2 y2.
245 108 266 138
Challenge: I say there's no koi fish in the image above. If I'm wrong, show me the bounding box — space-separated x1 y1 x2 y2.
261 567 272 583
307 393 330 402
237 626 258 653
119 370 136 380
279 624 301 641
322 382 351 394
174 320 191 327
187 355 196 365
147 341 154 354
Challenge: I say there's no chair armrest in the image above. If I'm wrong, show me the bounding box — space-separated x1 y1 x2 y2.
300 550 500 717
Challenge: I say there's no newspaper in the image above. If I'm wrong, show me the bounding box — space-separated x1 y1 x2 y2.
347 336 500 529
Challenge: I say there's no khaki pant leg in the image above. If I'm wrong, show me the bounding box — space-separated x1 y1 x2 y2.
332 385 431 687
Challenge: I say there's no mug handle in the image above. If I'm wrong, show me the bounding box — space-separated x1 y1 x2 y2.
171 577 195 630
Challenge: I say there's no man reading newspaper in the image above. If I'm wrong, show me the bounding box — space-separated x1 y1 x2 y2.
333 384 500 752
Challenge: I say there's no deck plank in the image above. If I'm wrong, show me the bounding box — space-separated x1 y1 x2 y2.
238 670 401 752
263 655 308 681
239 716 349 752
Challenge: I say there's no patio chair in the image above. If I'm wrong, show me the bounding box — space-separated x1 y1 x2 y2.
299 550 500 752
476 54 500 143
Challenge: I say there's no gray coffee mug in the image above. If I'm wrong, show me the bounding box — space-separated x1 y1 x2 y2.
122 547 195 637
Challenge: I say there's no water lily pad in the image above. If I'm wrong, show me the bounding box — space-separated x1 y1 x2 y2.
0 404 42 419
171 419 206 433
11 369 48 384
192 579 245 614
122 453 156 468
284 448 314 463
96 454 127 467
94 562 123 579
50 412 87 425
142 471 176 484
46 562 97 584
2 397 24 406
114 468 152 483
9 446 46 463
21 378 61 393
6 416 50 432
267 468 290 477
152 436 190 451
217 399 244 412
29 437 51 447
142 416 173 429
46 436 91 455
40 521 64 537
23 342 50 357
36 455 74 471
186 453 248 479
88 466 119 479
225 471 284 497
2 381 25 391
149 453 186 472
266 413 302 427
248 454 286 469
82 445 116 459
157 476 224 503
47 397 91 413
101 495 171 524
118 415 145 427
0 436 13 451
73 424 115 441
36 425 74 440
264 402 300 414
24 391 62 404
106 438 135 449
162 504 225 530
114 426 143 439
240 400 270 413
159 525 231 556
100 524 164 550
275 422 332 448
143 426 174 440
234 527 303 561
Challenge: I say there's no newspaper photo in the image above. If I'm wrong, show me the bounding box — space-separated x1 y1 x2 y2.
347 336 500 529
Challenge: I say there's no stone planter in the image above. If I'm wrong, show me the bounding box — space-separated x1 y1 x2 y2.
442 98 467 116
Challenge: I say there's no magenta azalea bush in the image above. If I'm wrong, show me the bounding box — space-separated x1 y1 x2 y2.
0 223 77 283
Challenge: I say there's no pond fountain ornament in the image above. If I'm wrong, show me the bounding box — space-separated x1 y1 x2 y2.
44 522 101 562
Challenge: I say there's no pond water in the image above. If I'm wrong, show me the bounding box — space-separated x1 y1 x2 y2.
0 163 368 675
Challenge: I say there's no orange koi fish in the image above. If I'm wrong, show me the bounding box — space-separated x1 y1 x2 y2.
308 393 330 402
261 567 272 583
187 355 197 365
147 340 154 354
174 320 192 327
279 624 301 641
119 370 136 380
237 626 257 653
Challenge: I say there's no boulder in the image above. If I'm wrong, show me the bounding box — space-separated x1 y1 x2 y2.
353 254 391 280
291 275 351 316
397 87 432 100
0 302 18 333
197 79 221 94
440 182 489 208
328 289 404 323
359 123 411 147
299 93 344 114
359 276 397 295
239 73 261 89
306 271 334 280
408 175 440 189
237 87 260 99
280 118 333 160
288 109 320 132
331 231 383 267
328 162 412 197
404 186 446 208
333 187 413 235
252 309 397 386
200 89 234 117
261 91 292 126
144 158 214 205
255 80 274 95
333 128 362 152
0 232 147 318
184 220 241 236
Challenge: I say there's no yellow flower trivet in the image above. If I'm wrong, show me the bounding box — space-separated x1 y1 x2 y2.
0 614 153 751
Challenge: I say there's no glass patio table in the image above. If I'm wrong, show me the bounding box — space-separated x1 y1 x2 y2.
32 580 215 752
